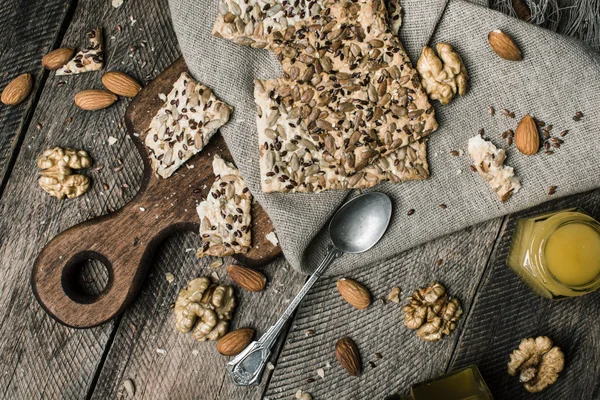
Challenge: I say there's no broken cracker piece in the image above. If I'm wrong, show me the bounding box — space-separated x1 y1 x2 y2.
56 28 104 76
197 155 252 258
145 72 232 178
468 135 521 202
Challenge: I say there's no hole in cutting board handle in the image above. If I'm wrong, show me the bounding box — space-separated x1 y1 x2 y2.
61 252 114 304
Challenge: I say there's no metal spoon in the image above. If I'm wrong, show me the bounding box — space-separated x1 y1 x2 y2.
227 192 393 386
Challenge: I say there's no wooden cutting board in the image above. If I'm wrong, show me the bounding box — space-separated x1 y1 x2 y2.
31 57 281 329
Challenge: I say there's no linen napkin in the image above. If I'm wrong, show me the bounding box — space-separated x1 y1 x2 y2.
168 0 600 274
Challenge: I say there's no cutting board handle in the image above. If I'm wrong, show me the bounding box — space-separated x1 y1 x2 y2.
31 194 193 328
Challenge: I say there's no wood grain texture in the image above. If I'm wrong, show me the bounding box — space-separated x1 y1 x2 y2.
0 0 72 191
32 57 280 329
0 0 182 397
89 242 304 400
264 218 503 399
447 188 600 400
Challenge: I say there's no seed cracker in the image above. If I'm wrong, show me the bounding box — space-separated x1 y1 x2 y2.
197 155 252 257
468 135 521 202
56 29 104 76
145 72 232 178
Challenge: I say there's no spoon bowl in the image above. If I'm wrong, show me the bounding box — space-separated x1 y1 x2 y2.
330 192 393 254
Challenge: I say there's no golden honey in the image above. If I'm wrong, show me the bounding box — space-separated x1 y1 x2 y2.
406 365 493 400
507 208 600 298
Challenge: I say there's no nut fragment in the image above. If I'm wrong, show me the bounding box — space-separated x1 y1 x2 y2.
508 336 564 393
488 30 522 61
227 265 266 292
174 277 236 341
514 114 539 155
335 337 361 376
387 286 401 303
337 278 371 310
75 89 118 110
102 71 142 97
42 48 75 70
216 328 254 356
417 43 469 105
401 282 462 341
37 147 92 199
1 73 33 106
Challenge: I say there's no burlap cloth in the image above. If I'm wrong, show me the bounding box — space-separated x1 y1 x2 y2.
168 0 600 274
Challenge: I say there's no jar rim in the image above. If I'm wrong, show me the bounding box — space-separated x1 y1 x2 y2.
538 217 600 291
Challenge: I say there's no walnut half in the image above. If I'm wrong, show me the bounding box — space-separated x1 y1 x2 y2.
508 336 565 393
417 42 469 105
37 147 92 199
401 282 463 341
174 277 236 341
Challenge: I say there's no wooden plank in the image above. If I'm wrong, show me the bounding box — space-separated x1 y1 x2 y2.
0 0 181 397
89 251 305 400
0 0 73 192
447 188 600 399
264 218 503 399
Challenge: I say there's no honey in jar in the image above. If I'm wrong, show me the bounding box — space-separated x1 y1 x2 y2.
506 208 600 298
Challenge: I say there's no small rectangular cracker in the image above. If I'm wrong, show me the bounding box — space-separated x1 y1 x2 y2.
56 28 104 76
145 72 232 178
197 155 252 257
468 135 521 202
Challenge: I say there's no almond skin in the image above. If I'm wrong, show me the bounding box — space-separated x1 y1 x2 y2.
488 30 522 61
1 73 33 106
337 278 371 309
514 114 540 155
216 328 254 356
102 71 142 97
227 264 266 292
42 48 74 70
74 90 117 110
335 337 361 376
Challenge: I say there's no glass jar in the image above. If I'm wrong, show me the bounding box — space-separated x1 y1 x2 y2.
506 208 600 299
399 365 493 400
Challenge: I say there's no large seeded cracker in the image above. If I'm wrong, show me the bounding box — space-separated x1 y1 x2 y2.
197 155 252 257
215 0 437 193
56 29 104 76
145 72 232 178
256 78 429 192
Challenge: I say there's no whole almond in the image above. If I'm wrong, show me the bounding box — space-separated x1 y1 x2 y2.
42 48 74 70
102 71 142 97
514 114 540 155
335 337 361 376
1 73 33 106
488 30 522 61
74 90 117 110
337 278 371 309
216 328 254 356
227 265 266 292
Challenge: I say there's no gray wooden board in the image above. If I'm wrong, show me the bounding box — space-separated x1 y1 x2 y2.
447 188 600 400
0 0 73 192
264 218 504 399
0 0 181 397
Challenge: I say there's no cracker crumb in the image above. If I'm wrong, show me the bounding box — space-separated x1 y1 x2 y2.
108 136 118 145
265 231 279 246
112 0 123 8
165 272 174 283
156 348 166 355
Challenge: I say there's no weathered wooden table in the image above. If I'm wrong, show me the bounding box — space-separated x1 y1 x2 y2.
0 0 598 399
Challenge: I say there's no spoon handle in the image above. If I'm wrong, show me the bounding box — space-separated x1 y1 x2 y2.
226 243 342 386
261 243 342 348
